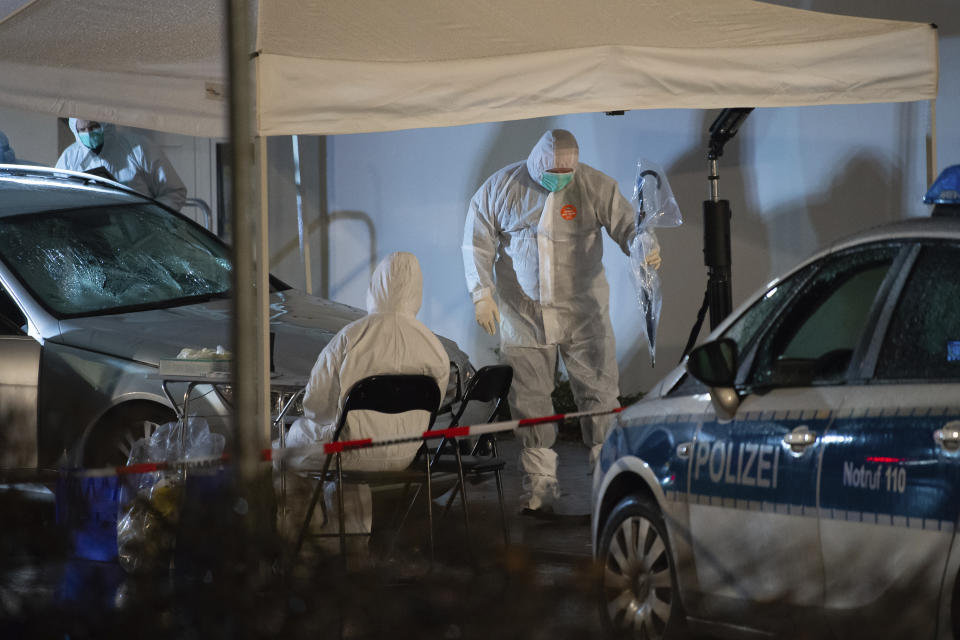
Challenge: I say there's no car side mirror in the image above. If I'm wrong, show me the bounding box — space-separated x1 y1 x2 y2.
687 338 738 387
687 338 741 419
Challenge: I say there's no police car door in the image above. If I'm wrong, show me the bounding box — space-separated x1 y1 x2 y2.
689 242 900 632
817 240 960 638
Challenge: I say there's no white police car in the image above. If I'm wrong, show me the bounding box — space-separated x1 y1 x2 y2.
593 167 960 639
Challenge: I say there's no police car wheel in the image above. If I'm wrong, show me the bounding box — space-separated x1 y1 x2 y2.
598 495 683 639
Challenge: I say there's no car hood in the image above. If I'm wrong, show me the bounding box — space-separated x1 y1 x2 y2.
54 289 470 379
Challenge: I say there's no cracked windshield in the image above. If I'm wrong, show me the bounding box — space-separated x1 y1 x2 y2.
0 205 232 316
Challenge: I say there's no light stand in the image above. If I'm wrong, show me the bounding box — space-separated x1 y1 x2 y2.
682 108 753 358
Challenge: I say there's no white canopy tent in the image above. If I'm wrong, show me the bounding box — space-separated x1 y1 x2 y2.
0 0 938 137
0 0 940 469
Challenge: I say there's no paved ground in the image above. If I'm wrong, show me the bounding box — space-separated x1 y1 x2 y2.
445 433 595 560
372 432 606 639
0 435 609 639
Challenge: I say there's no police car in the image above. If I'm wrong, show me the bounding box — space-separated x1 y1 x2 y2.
593 167 960 639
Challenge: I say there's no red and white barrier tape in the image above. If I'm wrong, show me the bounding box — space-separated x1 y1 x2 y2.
67 406 624 478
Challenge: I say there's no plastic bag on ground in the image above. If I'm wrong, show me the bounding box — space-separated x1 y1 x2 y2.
629 158 683 366
116 418 224 574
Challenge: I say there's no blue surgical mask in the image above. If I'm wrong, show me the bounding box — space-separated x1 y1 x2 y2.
79 127 104 151
540 171 573 192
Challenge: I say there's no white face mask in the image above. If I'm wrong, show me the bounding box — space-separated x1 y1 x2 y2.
78 126 104 150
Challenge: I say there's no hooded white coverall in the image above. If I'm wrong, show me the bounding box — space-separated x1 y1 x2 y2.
56 118 187 211
283 251 449 540
462 129 658 510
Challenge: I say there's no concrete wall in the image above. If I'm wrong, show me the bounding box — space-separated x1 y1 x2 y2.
0 106 58 166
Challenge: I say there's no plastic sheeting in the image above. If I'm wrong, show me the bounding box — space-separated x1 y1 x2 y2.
629 159 683 367
116 418 225 574
0 0 938 138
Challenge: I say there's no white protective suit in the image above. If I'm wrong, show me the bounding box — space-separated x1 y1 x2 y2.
56 118 187 211
462 129 658 510
283 251 449 538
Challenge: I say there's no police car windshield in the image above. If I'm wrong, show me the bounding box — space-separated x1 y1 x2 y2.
0 203 232 317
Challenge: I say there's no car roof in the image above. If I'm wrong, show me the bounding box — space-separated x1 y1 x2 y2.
827 215 960 252
0 164 150 217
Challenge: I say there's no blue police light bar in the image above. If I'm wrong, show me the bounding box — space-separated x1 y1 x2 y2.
924 164 960 204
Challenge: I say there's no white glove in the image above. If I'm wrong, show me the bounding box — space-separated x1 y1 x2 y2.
645 243 662 270
474 294 500 336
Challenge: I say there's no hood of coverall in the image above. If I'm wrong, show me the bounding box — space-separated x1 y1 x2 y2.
67 118 117 145
365 251 423 316
525 129 579 185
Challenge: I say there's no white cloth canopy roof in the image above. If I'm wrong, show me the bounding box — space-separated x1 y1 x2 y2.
0 0 938 138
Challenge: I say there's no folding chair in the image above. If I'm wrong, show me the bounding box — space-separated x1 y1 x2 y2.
430 364 513 548
292 374 441 563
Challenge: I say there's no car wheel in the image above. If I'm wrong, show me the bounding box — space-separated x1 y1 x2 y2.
84 402 176 468
598 494 684 639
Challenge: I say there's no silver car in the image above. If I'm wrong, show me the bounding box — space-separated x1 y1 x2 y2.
0 165 474 472
593 215 960 639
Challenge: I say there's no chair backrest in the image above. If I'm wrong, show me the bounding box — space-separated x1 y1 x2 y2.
330 374 442 444
450 365 513 427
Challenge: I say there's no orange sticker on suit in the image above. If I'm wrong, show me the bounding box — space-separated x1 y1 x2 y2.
560 205 577 220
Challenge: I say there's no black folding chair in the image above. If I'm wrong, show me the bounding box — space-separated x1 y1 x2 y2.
292 374 441 563
430 364 513 549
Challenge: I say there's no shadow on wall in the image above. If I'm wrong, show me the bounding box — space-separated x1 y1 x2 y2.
326 210 378 297
766 153 900 275
273 208 378 299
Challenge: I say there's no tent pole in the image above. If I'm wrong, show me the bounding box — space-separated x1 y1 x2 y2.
226 0 260 487
292 135 313 294
318 136 329 299
927 99 937 187
257 136 271 445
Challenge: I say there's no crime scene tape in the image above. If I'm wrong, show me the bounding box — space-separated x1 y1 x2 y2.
68 406 624 478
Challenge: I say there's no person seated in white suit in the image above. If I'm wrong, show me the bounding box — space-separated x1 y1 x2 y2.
280 251 449 557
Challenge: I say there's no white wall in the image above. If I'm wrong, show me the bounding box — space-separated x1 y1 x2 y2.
0 105 58 166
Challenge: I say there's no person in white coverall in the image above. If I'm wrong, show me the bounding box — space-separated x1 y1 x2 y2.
463 129 661 513
281 251 449 551
56 118 187 211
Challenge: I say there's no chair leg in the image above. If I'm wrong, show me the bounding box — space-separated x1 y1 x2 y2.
425 454 434 565
453 442 473 562
337 454 347 563
294 474 327 559
387 480 415 531
494 467 510 546
387 487 421 560
440 481 461 521
491 438 510 545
